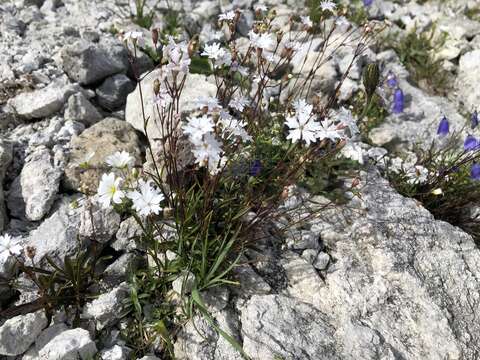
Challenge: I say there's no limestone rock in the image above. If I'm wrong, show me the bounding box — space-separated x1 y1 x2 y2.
241 294 338 360
82 284 129 330
96 74 135 111
63 117 142 192
64 92 103 126
7 146 62 221
26 196 84 264
35 328 97 360
60 38 129 85
0 311 48 356
8 76 79 119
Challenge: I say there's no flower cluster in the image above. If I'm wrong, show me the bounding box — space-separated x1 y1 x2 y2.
97 151 165 216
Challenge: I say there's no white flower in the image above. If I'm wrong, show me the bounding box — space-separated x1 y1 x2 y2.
220 114 252 142
194 96 221 112
128 179 164 217
406 165 429 184
316 119 344 141
202 43 224 60
154 87 172 108
192 133 222 168
337 107 359 136
248 30 274 50
0 234 22 261
106 151 134 168
219 10 236 21
320 0 336 12
341 142 363 164
231 62 249 76
202 43 232 68
123 31 145 47
335 16 350 27
301 16 313 28
254 4 268 12
165 37 191 75
182 115 215 142
229 96 249 112
285 115 321 146
97 172 125 208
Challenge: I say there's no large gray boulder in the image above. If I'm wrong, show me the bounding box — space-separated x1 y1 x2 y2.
241 294 338 360
7 146 62 221
60 38 129 85
0 311 48 356
8 76 80 119
64 92 103 126
96 74 135 111
456 49 480 111
34 328 97 359
308 169 480 359
25 196 83 264
63 117 142 192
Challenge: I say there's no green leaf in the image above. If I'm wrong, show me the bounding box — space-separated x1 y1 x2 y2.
189 56 213 75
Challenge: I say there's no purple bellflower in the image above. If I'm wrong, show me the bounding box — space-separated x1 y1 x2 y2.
249 160 262 176
437 116 449 136
392 88 404 113
471 163 480 180
386 71 397 88
472 110 478 129
464 135 478 151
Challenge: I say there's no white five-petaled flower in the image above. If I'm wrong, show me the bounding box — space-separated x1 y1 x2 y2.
97 172 125 208
254 4 268 12
285 115 321 146
320 0 336 12
192 133 222 168
406 165 429 184
201 43 232 68
123 31 145 47
202 43 224 60
106 151 134 168
182 115 215 142
128 179 165 217
154 87 172 108
219 10 236 21
316 118 344 142
0 234 22 261
165 37 191 75
248 30 274 50
301 16 313 28
194 96 221 112
229 96 249 112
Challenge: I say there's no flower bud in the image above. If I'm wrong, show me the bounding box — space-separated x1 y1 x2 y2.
153 79 160 95
25 246 36 260
163 207 174 218
363 63 380 98
351 178 360 188
188 36 199 58
151 28 159 46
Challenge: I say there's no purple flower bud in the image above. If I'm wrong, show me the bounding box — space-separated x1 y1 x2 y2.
392 88 404 113
471 163 480 180
464 135 478 151
437 116 449 136
386 71 397 88
472 110 478 129
249 160 262 176
363 0 373 5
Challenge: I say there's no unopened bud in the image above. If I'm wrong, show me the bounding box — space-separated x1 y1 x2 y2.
188 36 199 58
163 207 174 218
351 178 360 188
151 28 159 46
281 186 289 200
362 63 380 98
153 79 160 95
25 246 36 260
